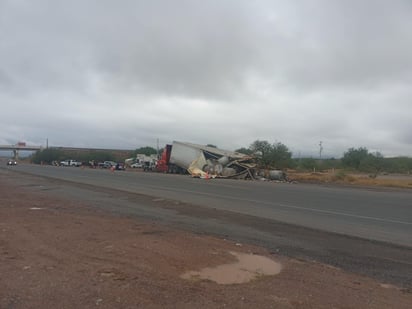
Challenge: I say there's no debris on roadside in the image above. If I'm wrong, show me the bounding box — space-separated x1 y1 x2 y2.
159 141 290 181
168 141 256 179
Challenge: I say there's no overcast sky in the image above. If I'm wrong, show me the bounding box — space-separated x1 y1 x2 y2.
1 0 411 157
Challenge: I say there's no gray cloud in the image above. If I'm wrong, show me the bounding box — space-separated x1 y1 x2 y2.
0 0 411 157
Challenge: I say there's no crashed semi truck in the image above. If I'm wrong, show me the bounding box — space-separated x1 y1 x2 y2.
156 141 257 179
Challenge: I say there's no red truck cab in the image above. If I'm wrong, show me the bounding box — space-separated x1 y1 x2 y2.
156 144 172 173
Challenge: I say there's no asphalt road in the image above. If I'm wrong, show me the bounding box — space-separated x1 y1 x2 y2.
5 163 412 247
2 163 412 287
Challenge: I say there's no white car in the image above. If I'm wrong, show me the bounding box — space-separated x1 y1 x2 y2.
103 161 117 168
60 159 82 167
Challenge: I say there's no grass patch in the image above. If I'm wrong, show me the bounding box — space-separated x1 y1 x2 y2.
288 170 412 189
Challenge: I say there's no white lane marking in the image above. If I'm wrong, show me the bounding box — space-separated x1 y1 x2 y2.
146 185 412 226
31 168 411 227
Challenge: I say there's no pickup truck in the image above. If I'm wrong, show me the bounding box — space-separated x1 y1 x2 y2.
60 159 82 167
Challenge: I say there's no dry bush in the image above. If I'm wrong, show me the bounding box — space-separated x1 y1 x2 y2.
289 170 412 189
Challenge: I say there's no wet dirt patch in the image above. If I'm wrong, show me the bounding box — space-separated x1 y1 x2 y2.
181 251 282 284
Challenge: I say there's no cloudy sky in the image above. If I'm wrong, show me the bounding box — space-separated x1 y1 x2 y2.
1 0 411 157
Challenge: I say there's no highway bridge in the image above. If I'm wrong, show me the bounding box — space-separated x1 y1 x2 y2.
1 143 134 160
0 144 42 159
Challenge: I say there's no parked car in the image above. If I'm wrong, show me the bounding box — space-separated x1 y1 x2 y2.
7 159 17 165
103 161 117 168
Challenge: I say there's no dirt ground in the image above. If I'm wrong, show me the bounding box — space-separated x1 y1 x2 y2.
1 176 411 308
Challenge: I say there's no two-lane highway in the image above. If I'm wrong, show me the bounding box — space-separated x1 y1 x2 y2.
5 163 412 247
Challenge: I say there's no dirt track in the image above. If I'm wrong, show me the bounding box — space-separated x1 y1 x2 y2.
1 171 412 308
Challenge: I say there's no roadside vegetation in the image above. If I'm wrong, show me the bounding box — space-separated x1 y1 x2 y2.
130 146 158 157
293 148 412 189
30 148 123 165
288 170 412 189
236 140 293 169
30 140 412 188
235 142 412 175
235 141 412 188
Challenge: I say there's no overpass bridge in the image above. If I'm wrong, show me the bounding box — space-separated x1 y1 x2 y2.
0 144 42 159
1 143 134 161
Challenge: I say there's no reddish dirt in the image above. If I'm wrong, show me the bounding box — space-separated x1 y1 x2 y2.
1 177 411 308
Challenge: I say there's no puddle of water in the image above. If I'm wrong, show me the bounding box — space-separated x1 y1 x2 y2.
29 207 43 210
181 251 282 284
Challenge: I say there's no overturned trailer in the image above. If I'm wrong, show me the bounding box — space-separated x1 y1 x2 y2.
161 141 257 179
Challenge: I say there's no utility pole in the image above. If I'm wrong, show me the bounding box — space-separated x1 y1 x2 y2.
319 141 323 159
